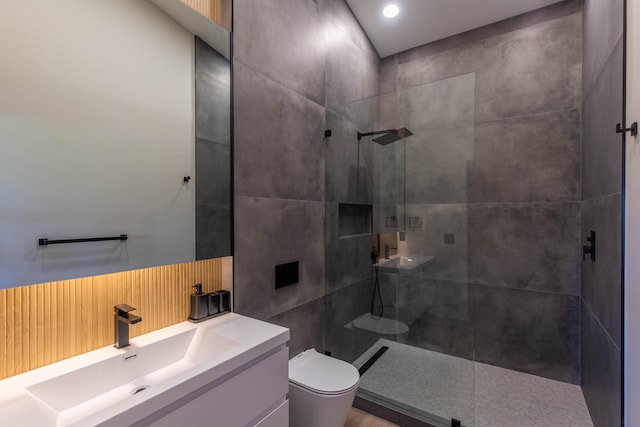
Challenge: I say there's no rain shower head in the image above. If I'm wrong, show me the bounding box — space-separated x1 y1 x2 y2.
357 128 414 145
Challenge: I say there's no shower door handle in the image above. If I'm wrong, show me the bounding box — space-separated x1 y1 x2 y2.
616 122 638 136
583 231 596 262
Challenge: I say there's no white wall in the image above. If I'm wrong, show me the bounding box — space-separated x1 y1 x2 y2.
0 0 195 288
626 0 640 424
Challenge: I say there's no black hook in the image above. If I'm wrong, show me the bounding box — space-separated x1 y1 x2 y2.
183 176 191 183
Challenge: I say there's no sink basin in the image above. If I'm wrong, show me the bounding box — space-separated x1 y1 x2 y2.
374 255 435 272
0 313 289 427
25 322 240 419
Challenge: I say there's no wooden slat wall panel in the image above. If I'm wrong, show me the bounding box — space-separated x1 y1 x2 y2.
0 257 230 380
181 0 210 18
180 0 231 31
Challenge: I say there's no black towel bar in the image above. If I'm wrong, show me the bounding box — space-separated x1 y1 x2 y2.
38 234 128 246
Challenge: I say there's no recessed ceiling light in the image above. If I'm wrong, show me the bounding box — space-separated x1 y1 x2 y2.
383 4 399 18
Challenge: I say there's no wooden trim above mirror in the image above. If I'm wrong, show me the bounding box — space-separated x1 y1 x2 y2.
180 0 232 31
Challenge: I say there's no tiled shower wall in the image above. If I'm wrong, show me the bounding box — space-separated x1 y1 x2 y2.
232 0 379 355
581 0 624 425
378 0 584 384
233 0 588 383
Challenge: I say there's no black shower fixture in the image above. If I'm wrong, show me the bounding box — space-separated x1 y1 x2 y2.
357 128 413 145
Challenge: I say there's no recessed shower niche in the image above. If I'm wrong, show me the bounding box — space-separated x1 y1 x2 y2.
338 203 372 238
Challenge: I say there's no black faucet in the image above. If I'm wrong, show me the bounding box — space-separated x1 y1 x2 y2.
114 304 142 349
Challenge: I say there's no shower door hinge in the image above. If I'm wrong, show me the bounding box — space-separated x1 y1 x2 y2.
616 122 638 136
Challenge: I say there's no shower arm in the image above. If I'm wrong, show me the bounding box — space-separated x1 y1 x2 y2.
357 130 396 140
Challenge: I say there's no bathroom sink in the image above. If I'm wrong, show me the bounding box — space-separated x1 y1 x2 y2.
16 317 245 426
374 255 435 272
26 327 240 414
0 313 289 426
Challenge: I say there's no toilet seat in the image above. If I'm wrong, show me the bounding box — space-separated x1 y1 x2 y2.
289 349 360 396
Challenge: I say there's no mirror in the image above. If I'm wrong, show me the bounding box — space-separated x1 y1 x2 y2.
0 0 232 289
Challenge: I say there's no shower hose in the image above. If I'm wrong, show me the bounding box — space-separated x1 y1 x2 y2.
370 265 383 318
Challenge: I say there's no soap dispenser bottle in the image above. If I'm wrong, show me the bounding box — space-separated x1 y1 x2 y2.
189 284 209 321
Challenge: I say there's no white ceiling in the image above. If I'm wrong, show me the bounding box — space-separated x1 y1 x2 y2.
345 0 567 58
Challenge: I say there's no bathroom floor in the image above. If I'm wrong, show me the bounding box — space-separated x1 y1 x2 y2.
344 408 400 427
353 339 594 427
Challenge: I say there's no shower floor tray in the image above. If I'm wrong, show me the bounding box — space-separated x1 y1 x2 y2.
353 339 594 427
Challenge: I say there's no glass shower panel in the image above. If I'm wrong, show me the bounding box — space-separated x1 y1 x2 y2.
325 73 476 426
324 95 383 366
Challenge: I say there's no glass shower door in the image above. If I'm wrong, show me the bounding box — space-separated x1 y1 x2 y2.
325 72 476 426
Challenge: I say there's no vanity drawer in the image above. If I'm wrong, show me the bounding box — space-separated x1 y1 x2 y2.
254 400 288 427
150 346 288 427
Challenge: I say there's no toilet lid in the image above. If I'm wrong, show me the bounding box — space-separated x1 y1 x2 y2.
289 349 360 395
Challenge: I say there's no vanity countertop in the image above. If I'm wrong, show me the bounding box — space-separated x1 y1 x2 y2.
0 313 289 426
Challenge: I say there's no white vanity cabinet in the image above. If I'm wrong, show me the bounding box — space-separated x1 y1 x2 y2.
0 314 289 427
148 345 289 427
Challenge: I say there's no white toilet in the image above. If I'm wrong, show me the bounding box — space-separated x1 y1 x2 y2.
288 349 360 427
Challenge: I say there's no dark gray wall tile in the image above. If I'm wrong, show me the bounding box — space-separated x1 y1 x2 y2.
581 194 622 348
268 296 325 358
325 108 374 204
397 12 581 95
398 278 474 360
398 73 475 132
404 204 470 283
233 0 325 105
325 235 373 294
233 197 325 320
325 32 380 108
582 0 624 96
327 94 379 130
380 55 398 94
195 37 231 145
475 285 580 383
405 125 474 204
470 202 581 294
196 203 231 260
373 139 403 206
232 0 380 363
377 91 398 130
325 278 380 363
474 109 581 203
196 138 231 206
373 204 399 235
398 39 497 90
581 301 622 427
475 13 581 122
234 62 325 201
396 0 582 66
323 0 377 57
582 39 624 200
